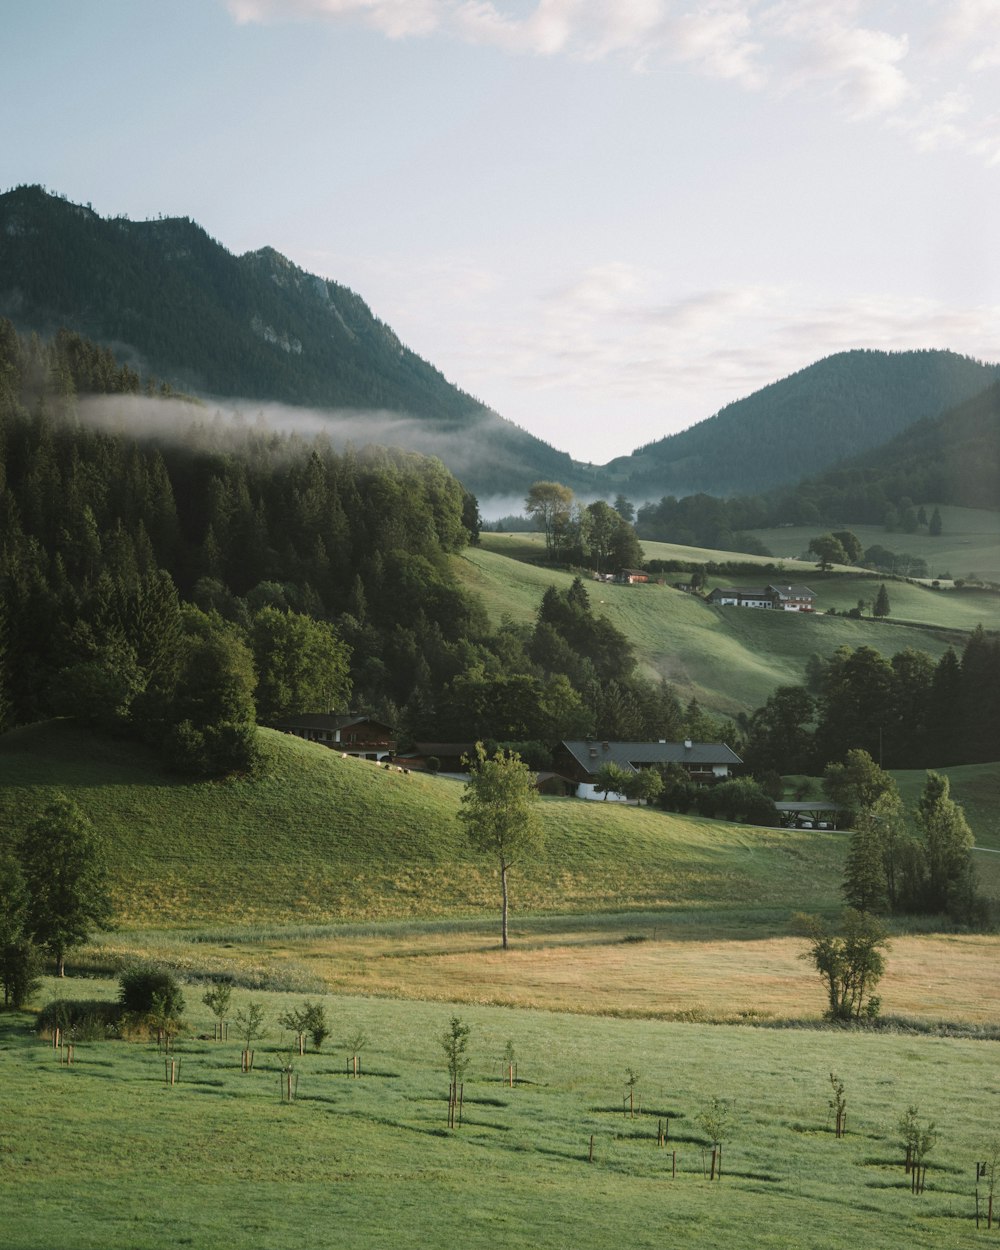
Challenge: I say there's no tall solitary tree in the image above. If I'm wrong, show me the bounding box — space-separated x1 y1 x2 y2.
808 534 849 571
18 797 114 976
524 481 574 560
459 743 541 950
873 584 891 619
915 771 975 915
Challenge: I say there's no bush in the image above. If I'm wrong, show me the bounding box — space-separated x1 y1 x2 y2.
118 964 186 1019
36 998 124 1040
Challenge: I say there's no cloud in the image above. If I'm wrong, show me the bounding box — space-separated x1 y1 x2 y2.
930 0 1000 70
227 0 443 37
765 3 911 118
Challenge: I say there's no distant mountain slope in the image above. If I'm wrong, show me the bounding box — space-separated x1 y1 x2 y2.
596 350 1000 499
786 379 1000 519
0 185 576 496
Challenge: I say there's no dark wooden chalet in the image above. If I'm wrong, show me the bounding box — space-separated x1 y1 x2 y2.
272 713 396 760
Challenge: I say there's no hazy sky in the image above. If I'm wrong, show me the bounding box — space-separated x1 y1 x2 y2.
3 1 999 462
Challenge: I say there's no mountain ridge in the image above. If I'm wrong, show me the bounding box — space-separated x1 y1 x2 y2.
0 184 577 496
3 185 998 504
596 347 1000 499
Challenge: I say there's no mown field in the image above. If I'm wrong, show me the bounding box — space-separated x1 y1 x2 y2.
3 721 1000 1249
458 539 984 716
749 506 1000 584
2 984 997 1250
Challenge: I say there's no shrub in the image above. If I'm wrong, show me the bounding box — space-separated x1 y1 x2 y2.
118 964 186 1019
36 998 123 1040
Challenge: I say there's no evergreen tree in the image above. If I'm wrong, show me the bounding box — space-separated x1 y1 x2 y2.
873 584 891 619
915 771 975 916
928 507 943 536
843 814 888 913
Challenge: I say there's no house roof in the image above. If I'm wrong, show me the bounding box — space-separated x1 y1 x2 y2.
774 801 841 812
767 583 816 598
709 587 770 598
272 713 395 733
559 739 742 774
709 583 816 600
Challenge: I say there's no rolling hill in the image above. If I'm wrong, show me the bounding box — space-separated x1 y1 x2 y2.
462 534 991 716
0 721 844 931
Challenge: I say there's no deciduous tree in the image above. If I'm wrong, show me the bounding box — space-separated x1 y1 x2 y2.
525 481 574 559
18 797 113 976
794 908 889 1022
459 743 541 950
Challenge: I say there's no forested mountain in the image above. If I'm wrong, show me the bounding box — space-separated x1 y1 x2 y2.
0 323 686 770
0 185 577 497
598 350 1000 499
636 380 1000 549
770 379 1000 525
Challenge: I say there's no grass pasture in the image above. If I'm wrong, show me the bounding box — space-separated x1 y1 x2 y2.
749 506 1000 584
0 721 845 929
2 985 997 1250
86 920 1000 1027
457 542 968 715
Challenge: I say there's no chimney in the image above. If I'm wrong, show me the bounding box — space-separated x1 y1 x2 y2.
684 738 693 750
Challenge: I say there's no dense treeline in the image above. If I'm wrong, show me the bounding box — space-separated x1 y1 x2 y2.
0 323 700 768
741 630 1000 776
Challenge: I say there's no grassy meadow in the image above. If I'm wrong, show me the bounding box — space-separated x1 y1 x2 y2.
748 506 1000 584
2 984 997 1250
4 511 999 1249
0 721 844 930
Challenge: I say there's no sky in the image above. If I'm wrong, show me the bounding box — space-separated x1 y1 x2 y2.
3 0 999 463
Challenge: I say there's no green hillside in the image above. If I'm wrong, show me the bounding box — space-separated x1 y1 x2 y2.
460 538 974 716
778 379 1000 518
0 722 843 932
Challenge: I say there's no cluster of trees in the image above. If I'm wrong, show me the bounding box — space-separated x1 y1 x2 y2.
832 751 979 923
524 481 643 571
425 577 709 747
741 630 1000 776
635 492 772 554
0 797 113 1006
